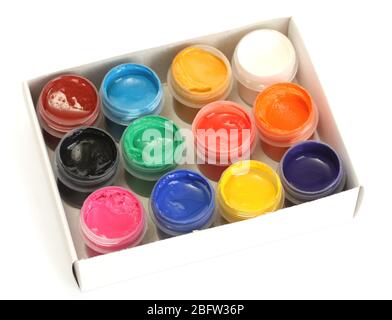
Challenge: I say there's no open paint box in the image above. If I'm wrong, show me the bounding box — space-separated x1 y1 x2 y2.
23 17 363 291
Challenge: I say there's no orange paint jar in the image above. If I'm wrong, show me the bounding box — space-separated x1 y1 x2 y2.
253 83 318 160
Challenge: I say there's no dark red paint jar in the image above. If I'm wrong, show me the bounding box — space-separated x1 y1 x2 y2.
38 75 101 139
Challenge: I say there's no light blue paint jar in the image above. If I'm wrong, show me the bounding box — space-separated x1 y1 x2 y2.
100 63 164 141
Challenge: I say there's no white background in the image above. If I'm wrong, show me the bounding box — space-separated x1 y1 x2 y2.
0 0 391 299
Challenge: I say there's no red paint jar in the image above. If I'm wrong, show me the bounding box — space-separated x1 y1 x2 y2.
38 75 101 139
192 101 256 180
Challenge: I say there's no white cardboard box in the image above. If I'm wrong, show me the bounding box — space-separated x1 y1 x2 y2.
23 17 363 291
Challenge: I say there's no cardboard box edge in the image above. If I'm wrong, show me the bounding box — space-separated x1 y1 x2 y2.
22 81 79 267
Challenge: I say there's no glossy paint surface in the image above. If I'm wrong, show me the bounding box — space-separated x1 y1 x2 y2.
172 46 228 94
219 161 282 214
41 75 98 120
236 29 296 78
59 127 118 179
254 83 312 133
196 101 252 150
282 141 341 193
81 187 144 240
122 116 181 168
151 170 214 234
192 101 255 163
101 64 163 123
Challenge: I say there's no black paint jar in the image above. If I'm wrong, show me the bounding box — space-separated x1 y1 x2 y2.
54 127 119 207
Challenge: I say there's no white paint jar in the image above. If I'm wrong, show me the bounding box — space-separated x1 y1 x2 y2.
232 29 298 105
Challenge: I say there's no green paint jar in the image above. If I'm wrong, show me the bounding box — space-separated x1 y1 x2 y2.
121 115 185 181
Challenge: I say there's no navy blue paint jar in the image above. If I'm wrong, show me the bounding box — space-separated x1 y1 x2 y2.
279 141 346 204
150 170 215 238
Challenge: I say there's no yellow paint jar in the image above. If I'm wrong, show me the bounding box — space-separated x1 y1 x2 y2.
168 45 233 108
217 160 284 222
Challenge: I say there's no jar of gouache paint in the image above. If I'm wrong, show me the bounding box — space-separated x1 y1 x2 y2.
54 127 119 208
253 83 319 161
279 141 346 204
38 74 101 140
150 170 215 238
168 45 233 109
192 100 256 180
121 115 184 181
217 160 284 222
232 29 298 105
100 63 164 141
80 186 147 254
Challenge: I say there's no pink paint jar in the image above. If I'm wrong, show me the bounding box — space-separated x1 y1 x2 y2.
80 186 146 254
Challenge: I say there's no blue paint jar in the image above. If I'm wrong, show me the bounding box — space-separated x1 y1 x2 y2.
100 63 164 141
150 170 215 238
279 141 346 204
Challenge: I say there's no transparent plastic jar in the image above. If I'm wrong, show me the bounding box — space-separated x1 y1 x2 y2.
191 100 256 181
80 186 147 254
150 170 215 238
253 83 319 161
100 63 164 141
38 74 101 139
232 29 298 105
217 160 284 222
167 45 233 109
192 100 256 165
279 141 346 204
121 115 184 181
54 127 119 207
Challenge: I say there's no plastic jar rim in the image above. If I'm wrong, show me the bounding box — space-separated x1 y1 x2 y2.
232 29 298 92
80 186 147 248
192 100 257 156
150 170 215 231
217 160 284 220
279 140 345 196
100 63 164 123
121 115 185 170
253 83 319 147
217 188 285 222
167 44 233 108
38 74 101 133
282 170 346 205
55 127 119 187
151 205 216 237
